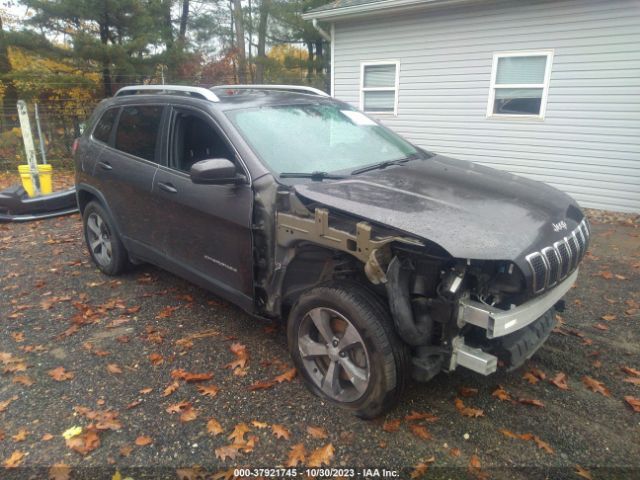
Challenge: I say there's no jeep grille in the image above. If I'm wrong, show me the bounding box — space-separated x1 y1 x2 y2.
525 219 590 294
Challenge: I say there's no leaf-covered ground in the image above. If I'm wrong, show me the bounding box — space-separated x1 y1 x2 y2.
0 212 639 480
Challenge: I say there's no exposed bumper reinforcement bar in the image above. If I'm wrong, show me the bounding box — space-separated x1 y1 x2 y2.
458 269 578 339
449 337 497 375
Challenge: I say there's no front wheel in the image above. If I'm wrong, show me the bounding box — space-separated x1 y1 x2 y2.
287 283 409 419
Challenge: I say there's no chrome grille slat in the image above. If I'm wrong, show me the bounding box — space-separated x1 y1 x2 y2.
526 219 589 293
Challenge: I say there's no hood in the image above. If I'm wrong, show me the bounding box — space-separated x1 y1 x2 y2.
293 155 584 261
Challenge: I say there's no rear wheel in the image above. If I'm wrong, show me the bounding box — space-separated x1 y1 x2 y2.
83 201 129 275
288 283 409 419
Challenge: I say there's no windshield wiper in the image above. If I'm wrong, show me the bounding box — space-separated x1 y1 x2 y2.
279 171 347 181
350 153 428 176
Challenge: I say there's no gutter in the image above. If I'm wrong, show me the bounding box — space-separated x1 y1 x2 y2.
302 0 480 21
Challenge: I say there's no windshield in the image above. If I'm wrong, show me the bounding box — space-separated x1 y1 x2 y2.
226 103 418 174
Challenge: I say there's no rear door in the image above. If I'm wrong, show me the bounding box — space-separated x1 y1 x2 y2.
152 106 254 305
92 104 166 249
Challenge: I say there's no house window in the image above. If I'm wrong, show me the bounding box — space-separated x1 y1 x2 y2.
360 62 399 115
488 51 553 118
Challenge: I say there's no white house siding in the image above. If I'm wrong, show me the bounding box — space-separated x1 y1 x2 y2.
331 0 640 212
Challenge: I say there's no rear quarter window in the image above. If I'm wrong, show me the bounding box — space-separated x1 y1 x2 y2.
115 105 163 162
92 108 119 144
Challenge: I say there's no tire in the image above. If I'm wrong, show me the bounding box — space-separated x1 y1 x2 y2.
287 282 409 419
83 201 129 276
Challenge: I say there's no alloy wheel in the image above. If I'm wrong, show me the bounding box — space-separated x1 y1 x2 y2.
297 307 370 402
86 212 113 267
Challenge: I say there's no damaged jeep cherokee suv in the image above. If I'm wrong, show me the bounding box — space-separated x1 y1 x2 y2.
75 84 589 418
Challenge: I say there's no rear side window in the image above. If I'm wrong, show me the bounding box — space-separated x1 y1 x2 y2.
115 106 163 161
92 108 118 144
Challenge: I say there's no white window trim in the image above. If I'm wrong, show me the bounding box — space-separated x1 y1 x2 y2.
360 60 400 116
487 50 554 120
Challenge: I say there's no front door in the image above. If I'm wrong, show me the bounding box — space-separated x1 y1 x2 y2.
152 106 254 305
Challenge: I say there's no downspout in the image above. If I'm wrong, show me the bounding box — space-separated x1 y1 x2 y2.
311 19 333 96
312 18 331 42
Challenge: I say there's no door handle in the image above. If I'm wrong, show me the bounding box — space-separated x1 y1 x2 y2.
99 161 112 171
158 182 178 194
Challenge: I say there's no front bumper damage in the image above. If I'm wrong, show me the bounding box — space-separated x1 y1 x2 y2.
449 269 578 375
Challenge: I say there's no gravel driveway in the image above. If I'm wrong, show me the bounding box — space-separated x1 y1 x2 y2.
0 213 638 480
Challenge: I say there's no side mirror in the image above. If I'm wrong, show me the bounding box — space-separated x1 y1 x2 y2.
190 158 245 185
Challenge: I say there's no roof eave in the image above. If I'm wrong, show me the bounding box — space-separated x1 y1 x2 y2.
302 0 475 21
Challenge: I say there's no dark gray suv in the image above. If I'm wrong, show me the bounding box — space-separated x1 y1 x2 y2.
75 84 588 418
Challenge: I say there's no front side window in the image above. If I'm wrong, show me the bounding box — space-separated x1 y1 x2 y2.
115 106 163 161
170 110 235 173
227 103 417 174
488 51 553 118
360 62 399 114
92 108 119 144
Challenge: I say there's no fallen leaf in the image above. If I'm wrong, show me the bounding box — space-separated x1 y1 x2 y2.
214 445 241 461
106 364 123 374
575 465 593 480
621 366 640 377
601 314 616 321
624 377 640 385
409 456 435 479
120 445 133 457
66 427 100 455
382 418 401 432
3 451 26 469
449 448 461 457
126 399 142 409
598 270 614 280
408 424 432 440
228 423 251 445
197 384 219 398
48 463 71 480
458 387 478 397
549 372 569 390
491 386 512 402
532 435 554 454
225 343 249 375
62 426 82 440
166 401 191 414
522 372 540 384
248 379 276 391
582 376 611 397
271 424 291 440
207 418 224 436
286 443 306 467
454 398 484 417
162 381 180 397
48 367 74 381
594 323 608 331
624 396 640 413
148 353 164 366
11 429 28 442
180 406 198 423
139 387 153 395
42 433 53 441
251 420 268 429
12 375 34 386
135 436 153 446
307 425 328 439
274 367 297 383
499 429 554 454
405 411 438 422
307 443 335 467
156 305 179 319
518 398 545 408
